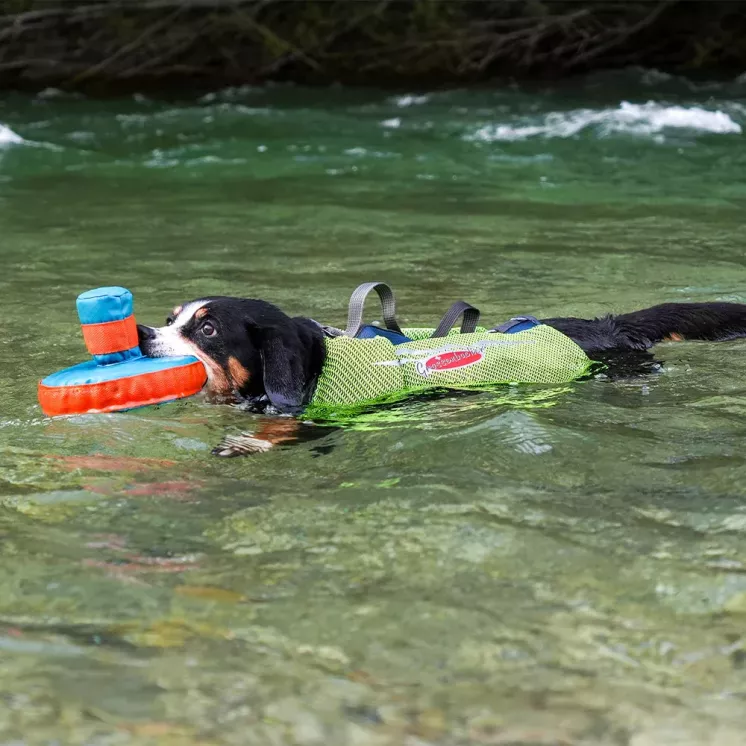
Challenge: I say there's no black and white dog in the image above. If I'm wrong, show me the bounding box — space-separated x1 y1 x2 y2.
137 297 746 456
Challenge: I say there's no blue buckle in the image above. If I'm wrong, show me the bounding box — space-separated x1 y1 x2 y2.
491 316 541 334
356 325 412 345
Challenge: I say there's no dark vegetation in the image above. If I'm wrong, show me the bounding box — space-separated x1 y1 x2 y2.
1 0 745 93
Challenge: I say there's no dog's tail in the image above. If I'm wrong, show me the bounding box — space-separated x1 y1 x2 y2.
543 302 746 353
613 302 746 348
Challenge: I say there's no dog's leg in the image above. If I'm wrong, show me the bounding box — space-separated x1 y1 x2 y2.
211 418 337 458
212 417 303 457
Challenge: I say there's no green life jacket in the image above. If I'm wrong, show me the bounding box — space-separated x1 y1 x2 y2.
304 283 594 419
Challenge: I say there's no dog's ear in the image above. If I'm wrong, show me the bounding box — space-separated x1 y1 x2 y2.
254 324 313 415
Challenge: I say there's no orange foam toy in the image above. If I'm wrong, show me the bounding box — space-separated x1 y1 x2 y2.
38 287 207 416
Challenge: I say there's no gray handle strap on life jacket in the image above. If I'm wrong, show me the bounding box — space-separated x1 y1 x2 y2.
344 282 404 337
431 301 480 338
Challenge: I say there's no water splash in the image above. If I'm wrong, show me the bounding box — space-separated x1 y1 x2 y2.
0 124 24 147
467 101 743 142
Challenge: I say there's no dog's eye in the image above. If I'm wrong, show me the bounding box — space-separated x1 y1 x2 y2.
165 316 174 326
201 322 217 337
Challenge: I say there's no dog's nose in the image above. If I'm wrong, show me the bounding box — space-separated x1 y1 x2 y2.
137 324 156 341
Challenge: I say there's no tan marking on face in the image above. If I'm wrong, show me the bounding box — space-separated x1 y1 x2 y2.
173 305 183 317
195 307 208 320
203 363 234 403
228 356 250 388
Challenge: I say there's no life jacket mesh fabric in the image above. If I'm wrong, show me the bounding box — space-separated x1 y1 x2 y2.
310 335 406 412
306 324 592 418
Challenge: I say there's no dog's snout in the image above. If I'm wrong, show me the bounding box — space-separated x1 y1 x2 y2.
137 324 156 341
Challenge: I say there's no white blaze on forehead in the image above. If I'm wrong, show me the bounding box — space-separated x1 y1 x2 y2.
172 299 211 329
142 300 212 358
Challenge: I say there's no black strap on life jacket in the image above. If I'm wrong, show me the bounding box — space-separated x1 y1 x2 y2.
344 282 404 338
431 301 480 338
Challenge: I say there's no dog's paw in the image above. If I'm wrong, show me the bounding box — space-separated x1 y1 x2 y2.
212 433 274 457
236 395 270 414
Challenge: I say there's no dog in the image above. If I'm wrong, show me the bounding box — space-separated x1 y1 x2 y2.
137 297 746 457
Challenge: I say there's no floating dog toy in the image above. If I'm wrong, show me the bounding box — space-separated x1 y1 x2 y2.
38 287 207 416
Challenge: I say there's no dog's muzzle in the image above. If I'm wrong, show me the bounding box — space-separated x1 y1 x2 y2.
137 324 160 356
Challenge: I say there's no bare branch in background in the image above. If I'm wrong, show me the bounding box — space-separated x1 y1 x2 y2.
0 0 742 91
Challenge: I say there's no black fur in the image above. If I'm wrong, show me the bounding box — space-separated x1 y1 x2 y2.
542 302 746 353
250 313 326 415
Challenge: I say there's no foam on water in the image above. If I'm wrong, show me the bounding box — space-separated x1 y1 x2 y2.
0 124 24 146
381 117 402 128
0 123 62 151
390 94 430 107
467 101 743 142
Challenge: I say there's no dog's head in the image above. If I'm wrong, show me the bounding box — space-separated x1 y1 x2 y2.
137 297 325 414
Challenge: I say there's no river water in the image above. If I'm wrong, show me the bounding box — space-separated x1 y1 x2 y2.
1 69 746 745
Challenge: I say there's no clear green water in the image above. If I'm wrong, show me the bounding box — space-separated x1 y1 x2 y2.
1 70 746 745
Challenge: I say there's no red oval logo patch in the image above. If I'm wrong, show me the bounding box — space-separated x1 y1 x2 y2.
424 349 483 372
